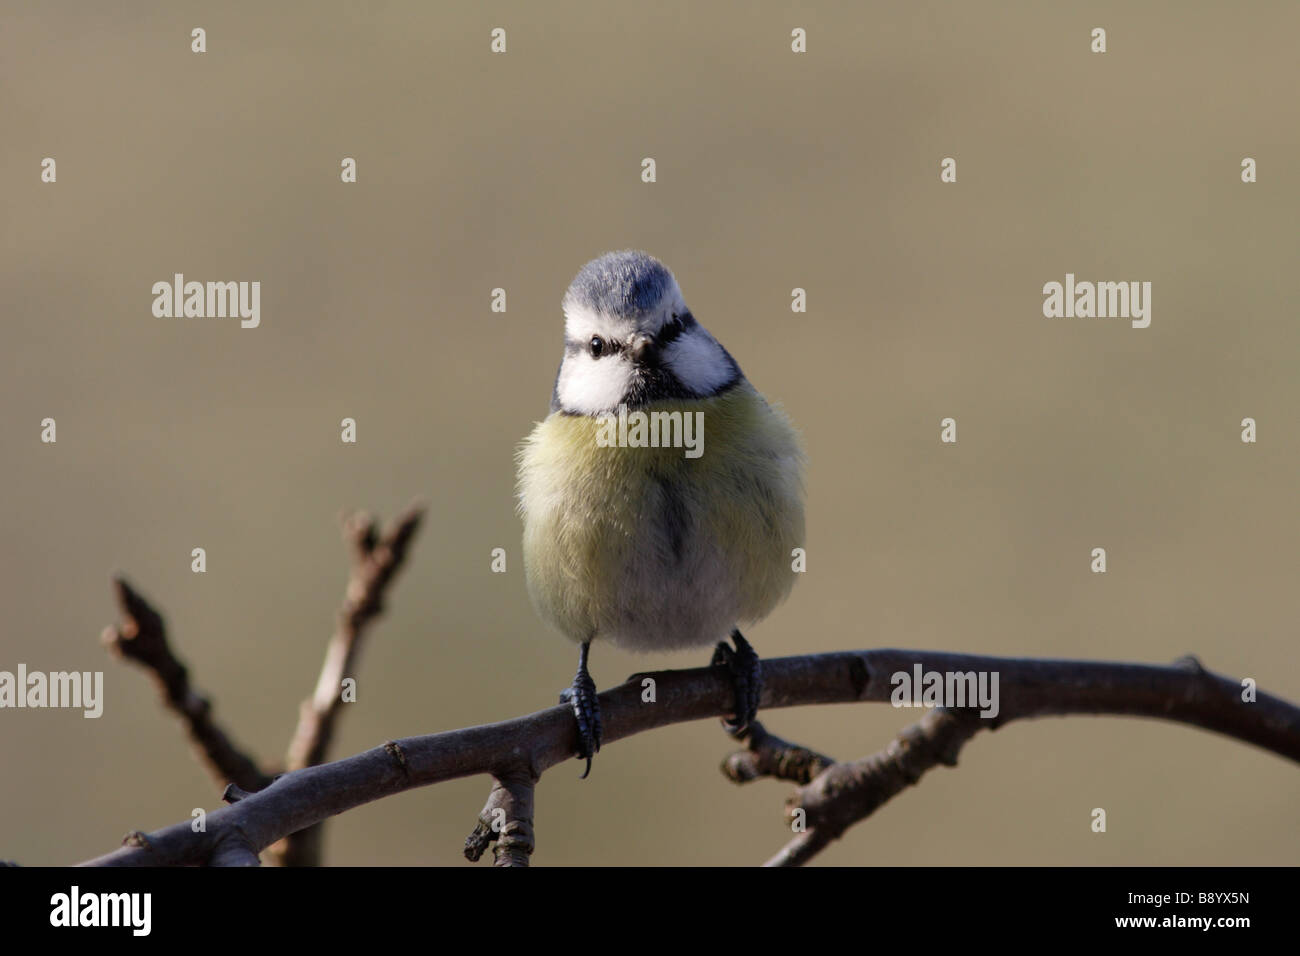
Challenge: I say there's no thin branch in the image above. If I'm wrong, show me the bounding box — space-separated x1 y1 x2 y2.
101 577 271 793
101 504 424 868
464 770 537 867
721 720 836 785
207 830 261 868
271 503 424 866
78 650 1300 866
762 708 982 866
285 504 425 772
756 655 1276 865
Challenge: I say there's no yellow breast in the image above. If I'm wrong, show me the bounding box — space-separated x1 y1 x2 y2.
516 381 804 651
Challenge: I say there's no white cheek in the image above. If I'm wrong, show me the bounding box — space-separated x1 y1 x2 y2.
664 331 734 395
556 353 634 414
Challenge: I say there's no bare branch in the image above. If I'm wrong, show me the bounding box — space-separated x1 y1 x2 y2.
101 577 270 793
722 720 835 785
763 708 981 866
78 650 1300 866
208 829 261 867
465 769 537 867
285 503 426 772
102 504 424 868
271 503 424 867
758 654 1279 866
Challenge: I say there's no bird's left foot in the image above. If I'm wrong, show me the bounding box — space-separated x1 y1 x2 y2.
711 629 762 737
558 640 602 778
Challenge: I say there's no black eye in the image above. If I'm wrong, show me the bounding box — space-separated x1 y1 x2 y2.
589 336 605 357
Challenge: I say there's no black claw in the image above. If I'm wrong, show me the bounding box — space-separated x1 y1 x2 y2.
559 641 602 777
711 629 762 736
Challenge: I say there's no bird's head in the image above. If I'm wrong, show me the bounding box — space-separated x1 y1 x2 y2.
552 250 740 415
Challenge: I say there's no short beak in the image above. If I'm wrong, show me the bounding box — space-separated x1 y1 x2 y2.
628 332 657 366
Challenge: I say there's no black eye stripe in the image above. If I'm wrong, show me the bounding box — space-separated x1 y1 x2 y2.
657 324 683 348
656 311 694 348
587 335 625 358
565 315 691 358
565 336 625 356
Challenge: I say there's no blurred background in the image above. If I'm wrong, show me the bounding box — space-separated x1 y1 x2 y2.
2 1 1297 866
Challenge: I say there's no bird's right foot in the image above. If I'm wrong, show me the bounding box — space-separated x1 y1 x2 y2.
558 640 602 778
711 629 763 737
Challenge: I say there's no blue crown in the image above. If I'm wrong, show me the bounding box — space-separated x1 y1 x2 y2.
563 251 675 318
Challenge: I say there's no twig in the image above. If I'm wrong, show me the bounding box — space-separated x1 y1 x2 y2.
762 708 982 866
284 504 425 772
102 504 424 868
756 655 1278 865
271 504 424 866
77 650 1300 866
101 577 271 793
464 770 537 867
721 720 835 785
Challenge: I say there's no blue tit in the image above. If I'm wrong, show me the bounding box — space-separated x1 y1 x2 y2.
516 250 805 776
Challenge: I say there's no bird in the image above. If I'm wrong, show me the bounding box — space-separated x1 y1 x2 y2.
516 250 805 776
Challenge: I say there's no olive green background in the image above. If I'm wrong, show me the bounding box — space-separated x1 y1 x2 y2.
2 1 1297 866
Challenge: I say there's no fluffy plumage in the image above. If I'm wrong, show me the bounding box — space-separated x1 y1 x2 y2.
518 381 803 651
518 251 805 653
